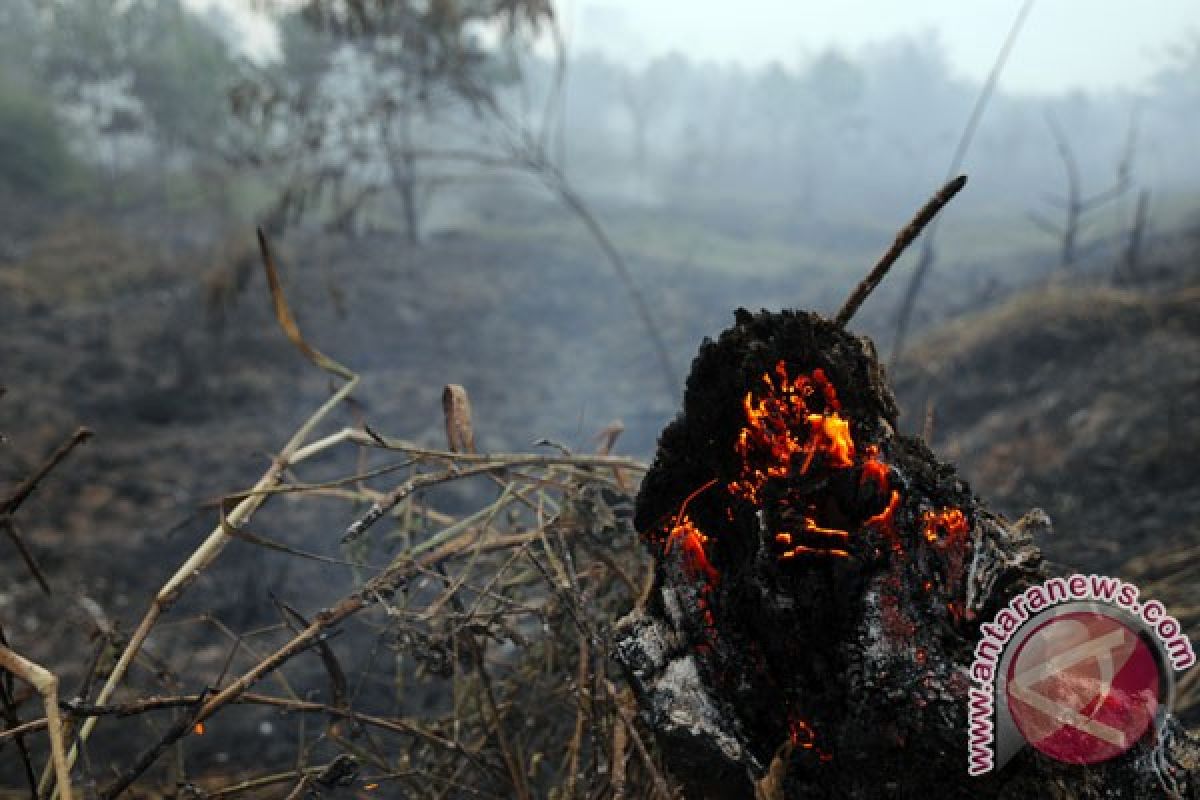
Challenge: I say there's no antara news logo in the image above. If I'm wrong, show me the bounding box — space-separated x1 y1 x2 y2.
967 573 1195 776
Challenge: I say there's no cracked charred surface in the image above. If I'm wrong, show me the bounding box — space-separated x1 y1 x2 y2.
614 308 1199 799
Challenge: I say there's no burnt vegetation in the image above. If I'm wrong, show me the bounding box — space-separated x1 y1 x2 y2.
2 1 1200 798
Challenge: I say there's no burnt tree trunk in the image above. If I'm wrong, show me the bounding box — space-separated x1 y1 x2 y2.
614 308 1198 798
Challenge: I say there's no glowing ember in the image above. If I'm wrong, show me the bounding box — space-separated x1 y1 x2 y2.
865 490 901 542
859 445 889 492
777 516 852 560
780 543 850 559
664 479 720 584
666 515 719 583
651 362 974 673
801 516 851 539
921 508 969 546
729 363 853 504
656 364 972 571
789 716 817 749
922 507 972 621
193 722 205 736
788 713 834 761
726 361 912 561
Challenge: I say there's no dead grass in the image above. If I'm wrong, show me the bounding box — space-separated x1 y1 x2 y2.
906 281 1200 379
0 217 166 307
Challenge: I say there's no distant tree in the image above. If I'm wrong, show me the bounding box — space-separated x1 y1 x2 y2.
233 0 555 244
620 53 684 177
233 0 679 392
1117 188 1151 283
123 1 242 163
750 61 801 155
0 2 41 79
1153 33 1200 112
861 31 965 158
0 2 82 198
790 49 865 211
18 0 243 198
804 48 864 115
1027 109 1135 269
0 74 81 198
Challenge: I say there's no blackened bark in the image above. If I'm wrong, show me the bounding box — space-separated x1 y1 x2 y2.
615 309 1199 798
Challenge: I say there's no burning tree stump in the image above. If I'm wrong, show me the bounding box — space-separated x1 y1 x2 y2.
614 308 1199 798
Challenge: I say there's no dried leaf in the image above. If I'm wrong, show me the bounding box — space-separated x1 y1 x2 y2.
256 228 354 381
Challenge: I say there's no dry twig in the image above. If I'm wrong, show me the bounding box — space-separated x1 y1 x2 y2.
835 175 968 327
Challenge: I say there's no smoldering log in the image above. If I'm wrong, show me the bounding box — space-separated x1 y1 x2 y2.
614 308 1199 798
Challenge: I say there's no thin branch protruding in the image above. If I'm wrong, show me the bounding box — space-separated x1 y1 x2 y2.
835 175 968 328
1 427 92 517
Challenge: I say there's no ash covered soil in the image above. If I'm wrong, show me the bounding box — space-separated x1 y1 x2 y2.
1 207 1198 777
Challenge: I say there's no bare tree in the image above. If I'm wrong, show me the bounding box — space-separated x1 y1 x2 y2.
621 75 654 176
1116 188 1151 283
231 2 543 244
233 1 680 395
1026 111 1131 269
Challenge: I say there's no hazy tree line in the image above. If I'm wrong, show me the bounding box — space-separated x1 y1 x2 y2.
1 0 1198 251
0 1 239 202
560 36 1200 232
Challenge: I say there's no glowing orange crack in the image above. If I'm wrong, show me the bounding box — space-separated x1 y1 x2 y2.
664 479 720 584
731 363 854 505
666 363 971 573
859 444 889 492
921 507 969 545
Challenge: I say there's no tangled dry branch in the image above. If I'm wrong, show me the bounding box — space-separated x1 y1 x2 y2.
0 232 674 799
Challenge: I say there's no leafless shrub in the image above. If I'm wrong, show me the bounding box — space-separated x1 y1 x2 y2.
0 233 675 799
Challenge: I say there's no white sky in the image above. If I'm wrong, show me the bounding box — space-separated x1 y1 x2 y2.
565 0 1199 95
187 0 1197 95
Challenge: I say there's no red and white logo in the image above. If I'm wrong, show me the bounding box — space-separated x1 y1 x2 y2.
1004 610 1162 765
